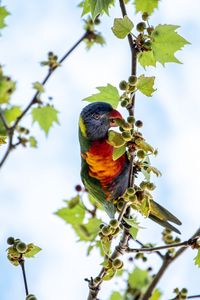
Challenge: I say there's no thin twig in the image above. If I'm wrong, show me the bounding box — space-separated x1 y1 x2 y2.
13 31 89 129
0 32 88 169
127 237 199 253
141 228 200 300
19 258 29 296
135 239 164 259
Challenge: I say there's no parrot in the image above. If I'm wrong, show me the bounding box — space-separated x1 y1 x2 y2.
79 102 182 234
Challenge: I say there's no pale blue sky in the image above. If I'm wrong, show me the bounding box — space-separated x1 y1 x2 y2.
0 1 200 299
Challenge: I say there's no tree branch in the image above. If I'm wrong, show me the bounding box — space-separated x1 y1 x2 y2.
86 1 138 298
0 31 88 169
134 239 164 260
141 228 200 300
127 236 200 254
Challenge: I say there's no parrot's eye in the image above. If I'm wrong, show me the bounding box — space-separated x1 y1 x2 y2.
92 113 100 120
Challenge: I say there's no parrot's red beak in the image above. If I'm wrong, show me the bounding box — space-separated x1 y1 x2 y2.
108 109 123 127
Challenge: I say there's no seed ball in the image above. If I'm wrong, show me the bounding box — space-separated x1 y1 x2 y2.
128 75 137 85
135 120 143 128
109 219 119 229
121 99 129 107
101 225 112 236
94 18 100 25
14 239 21 247
75 184 82 192
127 116 135 124
129 194 137 202
7 237 15 245
16 242 28 254
147 26 154 35
117 201 124 210
122 122 132 131
137 150 146 159
127 187 135 196
136 22 146 32
142 12 149 21
26 295 37 300
119 80 127 90
146 182 156 191
122 131 132 141
112 258 123 269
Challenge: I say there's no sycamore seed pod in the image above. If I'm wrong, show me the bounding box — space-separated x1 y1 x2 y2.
16 242 28 254
109 219 119 229
119 80 128 90
7 237 15 245
122 131 132 141
101 225 112 236
112 258 123 269
142 12 149 21
136 22 146 32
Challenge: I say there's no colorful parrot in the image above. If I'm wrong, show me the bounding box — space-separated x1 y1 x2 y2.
79 102 181 234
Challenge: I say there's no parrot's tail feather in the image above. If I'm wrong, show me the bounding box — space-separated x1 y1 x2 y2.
149 215 181 234
151 200 182 225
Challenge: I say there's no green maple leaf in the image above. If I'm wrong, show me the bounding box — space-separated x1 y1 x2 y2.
138 51 156 68
128 267 151 290
112 145 126 161
81 0 91 16
0 76 16 104
83 0 114 19
31 105 59 135
33 81 45 93
24 243 42 258
108 130 126 148
83 84 120 108
136 75 156 97
194 249 200 268
29 136 38 148
73 218 101 241
55 200 85 225
112 16 134 39
110 291 123 300
0 6 10 30
123 216 140 239
151 25 190 65
4 106 22 124
149 289 162 300
134 0 159 14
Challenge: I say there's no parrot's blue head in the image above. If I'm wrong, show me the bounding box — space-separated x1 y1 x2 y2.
80 102 122 141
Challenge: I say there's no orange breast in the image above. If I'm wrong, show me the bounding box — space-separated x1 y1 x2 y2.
85 139 126 189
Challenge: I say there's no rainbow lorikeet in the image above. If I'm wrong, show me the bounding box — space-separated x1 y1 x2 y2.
79 102 181 233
